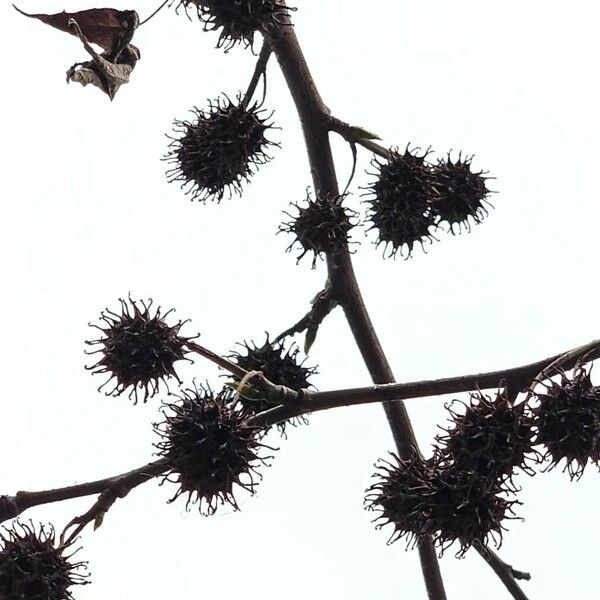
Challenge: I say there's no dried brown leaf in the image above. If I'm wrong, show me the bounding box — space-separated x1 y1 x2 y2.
13 5 139 58
66 18 140 99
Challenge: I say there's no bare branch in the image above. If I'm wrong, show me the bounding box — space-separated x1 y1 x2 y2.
0 459 168 526
265 7 446 599
526 338 600 397
329 115 391 160
475 544 531 600
274 282 337 352
251 336 600 426
242 40 271 109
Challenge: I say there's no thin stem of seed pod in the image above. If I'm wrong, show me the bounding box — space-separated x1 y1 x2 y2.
188 340 248 378
139 0 170 26
242 41 272 109
187 340 298 404
328 115 391 159
265 7 446 600
475 545 531 600
232 370 263 408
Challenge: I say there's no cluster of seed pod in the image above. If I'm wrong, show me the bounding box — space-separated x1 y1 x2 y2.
367 366 600 556
85 291 600 559
1 2 300 595
5 0 598 595
163 6 493 267
0 295 312 594
86 297 317 512
163 97 492 265
363 147 492 258
367 390 531 555
278 148 491 267
161 12 492 266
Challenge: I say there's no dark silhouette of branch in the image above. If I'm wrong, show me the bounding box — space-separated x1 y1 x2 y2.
328 115 391 159
3 336 598 530
274 282 337 352
251 337 600 425
476 544 531 600
0 460 168 526
265 7 446 599
242 40 271 108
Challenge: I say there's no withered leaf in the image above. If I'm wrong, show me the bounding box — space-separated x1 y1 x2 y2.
66 19 140 100
13 5 139 59
66 45 139 100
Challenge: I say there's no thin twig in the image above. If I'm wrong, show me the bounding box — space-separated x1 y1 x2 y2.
242 40 272 109
139 0 170 26
475 544 531 600
526 338 600 397
61 486 126 544
274 282 336 352
187 340 298 404
329 115 391 159
188 340 248 378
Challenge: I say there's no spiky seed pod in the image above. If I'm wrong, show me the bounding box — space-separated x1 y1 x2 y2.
435 390 536 483
366 452 517 556
280 193 358 267
155 385 272 514
532 366 600 479
165 95 277 202
363 146 437 258
365 450 435 548
429 153 492 233
0 522 88 600
86 297 195 404
427 465 517 556
177 1 294 50
229 337 317 434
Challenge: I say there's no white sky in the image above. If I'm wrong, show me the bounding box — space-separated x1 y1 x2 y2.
1 1 600 598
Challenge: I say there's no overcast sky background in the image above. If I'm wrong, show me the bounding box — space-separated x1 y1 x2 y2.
2 1 600 598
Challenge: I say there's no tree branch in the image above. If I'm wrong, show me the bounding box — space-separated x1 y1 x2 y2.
475 545 531 600
274 282 337 352
264 7 446 599
4 336 597 528
242 40 271 108
0 459 168 526
328 115 391 159
250 337 600 425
